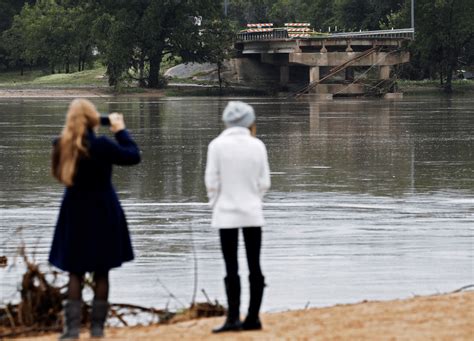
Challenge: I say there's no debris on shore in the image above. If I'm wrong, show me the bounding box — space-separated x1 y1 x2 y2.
0 249 225 338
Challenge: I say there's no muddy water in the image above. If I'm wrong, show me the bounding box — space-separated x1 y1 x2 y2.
0 96 472 313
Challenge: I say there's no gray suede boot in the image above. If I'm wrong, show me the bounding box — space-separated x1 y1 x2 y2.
59 300 81 340
90 300 109 338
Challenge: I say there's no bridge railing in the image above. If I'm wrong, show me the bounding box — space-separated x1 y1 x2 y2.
329 28 414 39
236 28 414 42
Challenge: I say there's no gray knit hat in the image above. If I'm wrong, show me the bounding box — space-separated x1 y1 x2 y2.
222 101 256 128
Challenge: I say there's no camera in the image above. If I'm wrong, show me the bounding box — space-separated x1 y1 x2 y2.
100 116 110 126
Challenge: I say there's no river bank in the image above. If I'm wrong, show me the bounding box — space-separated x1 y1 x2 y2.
0 88 162 98
2 83 472 99
1 67 473 98
16 291 474 340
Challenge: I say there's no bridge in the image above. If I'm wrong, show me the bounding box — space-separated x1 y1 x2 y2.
233 26 414 98
237 28 415 42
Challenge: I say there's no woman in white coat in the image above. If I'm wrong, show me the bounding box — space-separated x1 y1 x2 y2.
205 101 271 333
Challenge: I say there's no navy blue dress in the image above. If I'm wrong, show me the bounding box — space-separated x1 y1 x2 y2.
49 129 141 273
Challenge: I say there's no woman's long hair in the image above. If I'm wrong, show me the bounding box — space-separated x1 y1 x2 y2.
52 99 100 186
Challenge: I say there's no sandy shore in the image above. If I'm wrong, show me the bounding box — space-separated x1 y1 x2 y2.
15 291 474 340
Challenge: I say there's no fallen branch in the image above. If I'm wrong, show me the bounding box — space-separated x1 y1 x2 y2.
0 249 225 338
452 284 474 293
109 308 128 327
110 303 169 315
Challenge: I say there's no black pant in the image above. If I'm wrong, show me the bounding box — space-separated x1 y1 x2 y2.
219 227 263 279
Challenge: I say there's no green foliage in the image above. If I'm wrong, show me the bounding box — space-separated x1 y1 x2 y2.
92 12 133 88
91 0 221 88
305 0 337 31
1 0 95 73
334 0 405 31
226 0 404 31
200 19 237 89
267 0 302 24
226 0 274 24
380 2 411 30
412 0 473 92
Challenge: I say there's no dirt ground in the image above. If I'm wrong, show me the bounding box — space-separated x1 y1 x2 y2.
0 89 112 98
0 89 166 98
14 291 474 340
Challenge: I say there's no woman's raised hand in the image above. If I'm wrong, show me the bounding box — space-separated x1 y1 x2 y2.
109 113 126 133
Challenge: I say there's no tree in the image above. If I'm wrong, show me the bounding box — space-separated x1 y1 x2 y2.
200 19 237 90
305 0 337 31
415 0 474 92
227 0 275 25
268 0 302 25
0 0 35 69
334 0 403 31
2 0 95 74
93 0 221 88
93 11 135 87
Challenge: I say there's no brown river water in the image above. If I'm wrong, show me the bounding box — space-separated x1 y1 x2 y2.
0 95 472 313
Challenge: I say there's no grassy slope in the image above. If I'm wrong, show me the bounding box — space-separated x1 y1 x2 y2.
0 67 108 88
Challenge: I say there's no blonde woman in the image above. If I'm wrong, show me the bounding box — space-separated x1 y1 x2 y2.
49 99 140 339
205 101 271 333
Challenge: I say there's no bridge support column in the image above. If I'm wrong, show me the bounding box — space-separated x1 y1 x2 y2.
345 41 353 52
310 66 320 83
280 66 289 87
345 68 354 81
320 42 327 53
380 66 391 80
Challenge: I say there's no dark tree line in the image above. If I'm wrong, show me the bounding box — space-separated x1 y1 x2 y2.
0 0 472 91
0 0 228 88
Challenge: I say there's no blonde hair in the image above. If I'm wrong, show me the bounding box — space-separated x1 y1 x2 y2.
52 99 100 186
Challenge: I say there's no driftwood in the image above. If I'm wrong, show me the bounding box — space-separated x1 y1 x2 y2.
0 250 225 338
0 249 65 337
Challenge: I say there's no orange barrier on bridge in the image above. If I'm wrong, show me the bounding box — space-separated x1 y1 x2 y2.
246 28 274 33
247 23 273 28
285 23 311 27
287 28 311 32
288 33 311 38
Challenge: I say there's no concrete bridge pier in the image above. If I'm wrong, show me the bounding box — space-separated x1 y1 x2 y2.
380 66 391 80
280 66 289 87
310 67 319 83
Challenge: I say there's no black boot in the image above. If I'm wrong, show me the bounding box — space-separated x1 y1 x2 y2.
242 274 265 330
212 276 242 333
90 300 109 338
59 300 81 340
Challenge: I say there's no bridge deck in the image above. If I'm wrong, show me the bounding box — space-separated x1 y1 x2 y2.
237 28 414 43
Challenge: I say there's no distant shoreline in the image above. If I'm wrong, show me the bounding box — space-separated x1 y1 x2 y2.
0 88 164 99
1 66 473 98
0 81 473 99
12 291 474 340
0 86 267 98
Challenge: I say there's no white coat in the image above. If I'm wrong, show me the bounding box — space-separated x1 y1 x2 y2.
205 127 271 229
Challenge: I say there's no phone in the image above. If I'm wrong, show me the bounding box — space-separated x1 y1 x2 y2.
100 116 110 126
